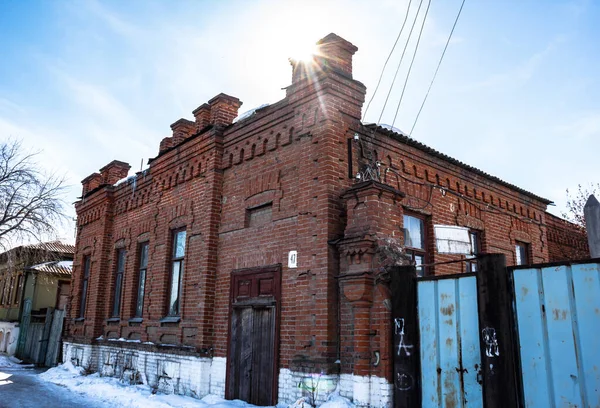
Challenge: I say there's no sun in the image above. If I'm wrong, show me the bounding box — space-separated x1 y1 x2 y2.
288 41 320 63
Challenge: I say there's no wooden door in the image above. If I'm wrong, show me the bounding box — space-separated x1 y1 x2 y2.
56 281 71 311
227 266 280 406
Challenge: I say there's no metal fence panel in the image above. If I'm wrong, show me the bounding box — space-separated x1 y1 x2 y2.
513 263 600 407
418 276 483 408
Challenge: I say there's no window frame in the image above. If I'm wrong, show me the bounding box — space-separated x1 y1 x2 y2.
111 248 126 318
8 276 15 305
403 213 429 277
515 241 530 266
79 256 91 318
0 278 6 305
465 230 481 273
135 242 149 318
14 274 23 305
167 228 186 317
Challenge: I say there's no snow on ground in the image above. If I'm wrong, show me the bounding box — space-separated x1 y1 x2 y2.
40 362 259 408
0 354 34 368
39 362 355 408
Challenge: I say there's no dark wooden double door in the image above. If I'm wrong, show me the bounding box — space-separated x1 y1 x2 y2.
227 266 280 406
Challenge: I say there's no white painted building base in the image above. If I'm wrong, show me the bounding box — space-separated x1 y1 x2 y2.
0 322 19 356
279 369 392 408
62 342 391 407
338 374 393 408
62 342 226 399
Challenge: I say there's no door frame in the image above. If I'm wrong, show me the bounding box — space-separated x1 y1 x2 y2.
225 264 282 405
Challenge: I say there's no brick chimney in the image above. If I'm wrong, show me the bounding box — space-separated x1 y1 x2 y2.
316 33 357 78
81 173 103 197
192 103 211 130
170 118 196 145
159 137 174 154
99 160 131 185
208 93 242 127
290 33 358 85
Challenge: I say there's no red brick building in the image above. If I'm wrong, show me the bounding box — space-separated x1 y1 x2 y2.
64 33 588 406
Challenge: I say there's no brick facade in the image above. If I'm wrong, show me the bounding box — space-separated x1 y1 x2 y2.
65 33 588 406
546 212 589 262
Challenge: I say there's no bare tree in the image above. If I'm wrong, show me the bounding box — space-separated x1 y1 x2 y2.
0 139 68 249
562 183 600 229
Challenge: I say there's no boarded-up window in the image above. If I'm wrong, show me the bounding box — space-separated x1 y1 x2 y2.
246 203 273 227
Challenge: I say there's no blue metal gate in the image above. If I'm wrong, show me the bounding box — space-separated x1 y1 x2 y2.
417 275 484 407
512 262 600 407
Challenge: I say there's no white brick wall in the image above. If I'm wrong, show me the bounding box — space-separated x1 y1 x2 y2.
209 356 227 397
338 373 392 408
0 322 19 356
62 342 392 407
63 342 215 398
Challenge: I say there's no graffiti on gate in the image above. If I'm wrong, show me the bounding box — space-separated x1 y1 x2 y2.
395 318 414 356
482 327 500 358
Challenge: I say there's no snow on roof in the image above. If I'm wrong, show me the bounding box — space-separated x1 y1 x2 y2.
376 123 409 137
29 260 73 276
115 175 136 186
233 104 270 123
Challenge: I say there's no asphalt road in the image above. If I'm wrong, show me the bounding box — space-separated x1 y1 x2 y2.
0 366 110 408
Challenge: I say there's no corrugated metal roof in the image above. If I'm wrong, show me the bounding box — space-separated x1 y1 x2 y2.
29 260 73 276
23 241 75 254
364 123 553 205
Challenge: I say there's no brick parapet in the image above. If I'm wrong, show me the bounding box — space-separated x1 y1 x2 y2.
546 212 589 261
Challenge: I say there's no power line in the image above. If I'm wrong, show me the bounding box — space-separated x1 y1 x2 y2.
362 0 414 121
391 0 432 129
409 0 467 136
377 0 426 125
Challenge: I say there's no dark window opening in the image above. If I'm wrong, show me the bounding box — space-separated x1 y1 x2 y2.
111 249 126 318
15 274 23 305
80 256 91 318
8 276 15 304
168 229 186 316
135 242 149 318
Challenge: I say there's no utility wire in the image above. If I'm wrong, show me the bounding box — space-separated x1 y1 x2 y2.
409 0 467 136
377 0 426 125
391 0 432 129
362 0 414 122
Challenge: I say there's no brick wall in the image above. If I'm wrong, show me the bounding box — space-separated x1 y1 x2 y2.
546 212 589 262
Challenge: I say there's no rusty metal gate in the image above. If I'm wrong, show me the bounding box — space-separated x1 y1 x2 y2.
392 254 520 408
511 262 600 407
417 275 483 407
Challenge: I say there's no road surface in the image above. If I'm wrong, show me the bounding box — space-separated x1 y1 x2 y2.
0 366 110 408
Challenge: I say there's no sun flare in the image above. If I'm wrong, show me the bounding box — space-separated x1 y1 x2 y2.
288 42 319 63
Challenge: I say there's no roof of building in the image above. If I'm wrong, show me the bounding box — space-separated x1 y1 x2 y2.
21 241 75 254
28 260 73 276
365 123 553 205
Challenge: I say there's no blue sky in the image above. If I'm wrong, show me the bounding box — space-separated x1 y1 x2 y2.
0 0 598 242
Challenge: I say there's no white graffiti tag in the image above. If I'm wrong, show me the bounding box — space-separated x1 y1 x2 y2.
395 318 414 356
396 370 414 391
482 327 500 357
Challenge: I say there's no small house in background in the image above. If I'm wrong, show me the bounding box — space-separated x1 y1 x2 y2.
0 241 74 357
